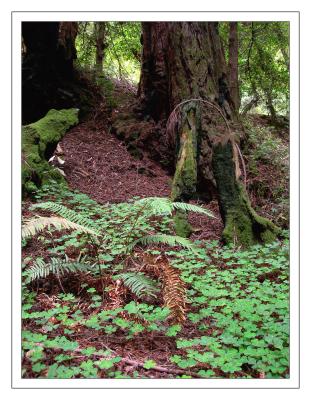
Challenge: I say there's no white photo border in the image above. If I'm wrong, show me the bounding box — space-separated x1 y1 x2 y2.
12 10 300 389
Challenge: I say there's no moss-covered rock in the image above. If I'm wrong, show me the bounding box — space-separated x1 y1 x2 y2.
22 108 79 195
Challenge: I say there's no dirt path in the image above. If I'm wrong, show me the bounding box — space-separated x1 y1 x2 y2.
60 121 171 203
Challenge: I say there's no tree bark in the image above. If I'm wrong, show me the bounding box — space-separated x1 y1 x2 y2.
94 22 107 74
228 22 240 112
139 22 279 245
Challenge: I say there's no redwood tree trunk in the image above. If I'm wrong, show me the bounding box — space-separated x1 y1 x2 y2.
139 22 279 245
22 22 78 123
228 22 240 112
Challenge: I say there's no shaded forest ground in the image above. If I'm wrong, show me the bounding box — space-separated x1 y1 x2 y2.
21 79 289 379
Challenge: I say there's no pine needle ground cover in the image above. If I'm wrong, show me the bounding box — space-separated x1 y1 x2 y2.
22 183 289 379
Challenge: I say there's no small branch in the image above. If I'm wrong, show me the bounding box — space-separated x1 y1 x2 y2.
70 345 203 378
120 357 202 378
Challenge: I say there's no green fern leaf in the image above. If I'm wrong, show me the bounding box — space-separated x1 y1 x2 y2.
172 202 215 218
134 197 174 215
24 258 95 282
116 272 160 299
127 234 198 252
134 197 215 218
22 216 99 239
32 202 99 231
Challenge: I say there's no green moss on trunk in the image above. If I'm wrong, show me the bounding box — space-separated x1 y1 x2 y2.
171 105 199 201
213 142 280 246
22 108 79 195
171 104 200 237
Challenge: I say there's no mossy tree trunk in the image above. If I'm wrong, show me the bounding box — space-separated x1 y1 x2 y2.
139 22 279 245
212 142 280 245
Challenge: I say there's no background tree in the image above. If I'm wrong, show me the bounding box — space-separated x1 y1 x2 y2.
75 22 141 82
139 22 279 245
219 22 289 120
94 22 108 75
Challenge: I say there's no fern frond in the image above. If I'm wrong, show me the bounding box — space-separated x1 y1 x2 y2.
172 202 215 218
134 197 174 215
127 234 197 252
32 202 99 231
22 216 99 239
115 272 160 299
134 197 215 218
24 258 95 282
162 261 187 324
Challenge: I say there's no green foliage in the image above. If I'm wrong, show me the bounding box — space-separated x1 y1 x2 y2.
168 239 289 377
31 201 100 232
135 197 215 218
22 185 289 379
244 121 288 168
242 117 289 227
22 216 98 239
24 257 95 283
219 22 289 116
76 22 141 83
127 234 197 252
23 191 213 286
143 360 157 369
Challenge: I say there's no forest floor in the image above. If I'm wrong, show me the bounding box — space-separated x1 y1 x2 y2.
21 81 289 380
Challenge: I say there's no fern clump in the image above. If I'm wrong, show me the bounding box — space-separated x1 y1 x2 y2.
22 195 215 303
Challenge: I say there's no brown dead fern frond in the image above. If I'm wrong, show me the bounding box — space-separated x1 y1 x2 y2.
161 257 187 324
125 253 187 324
